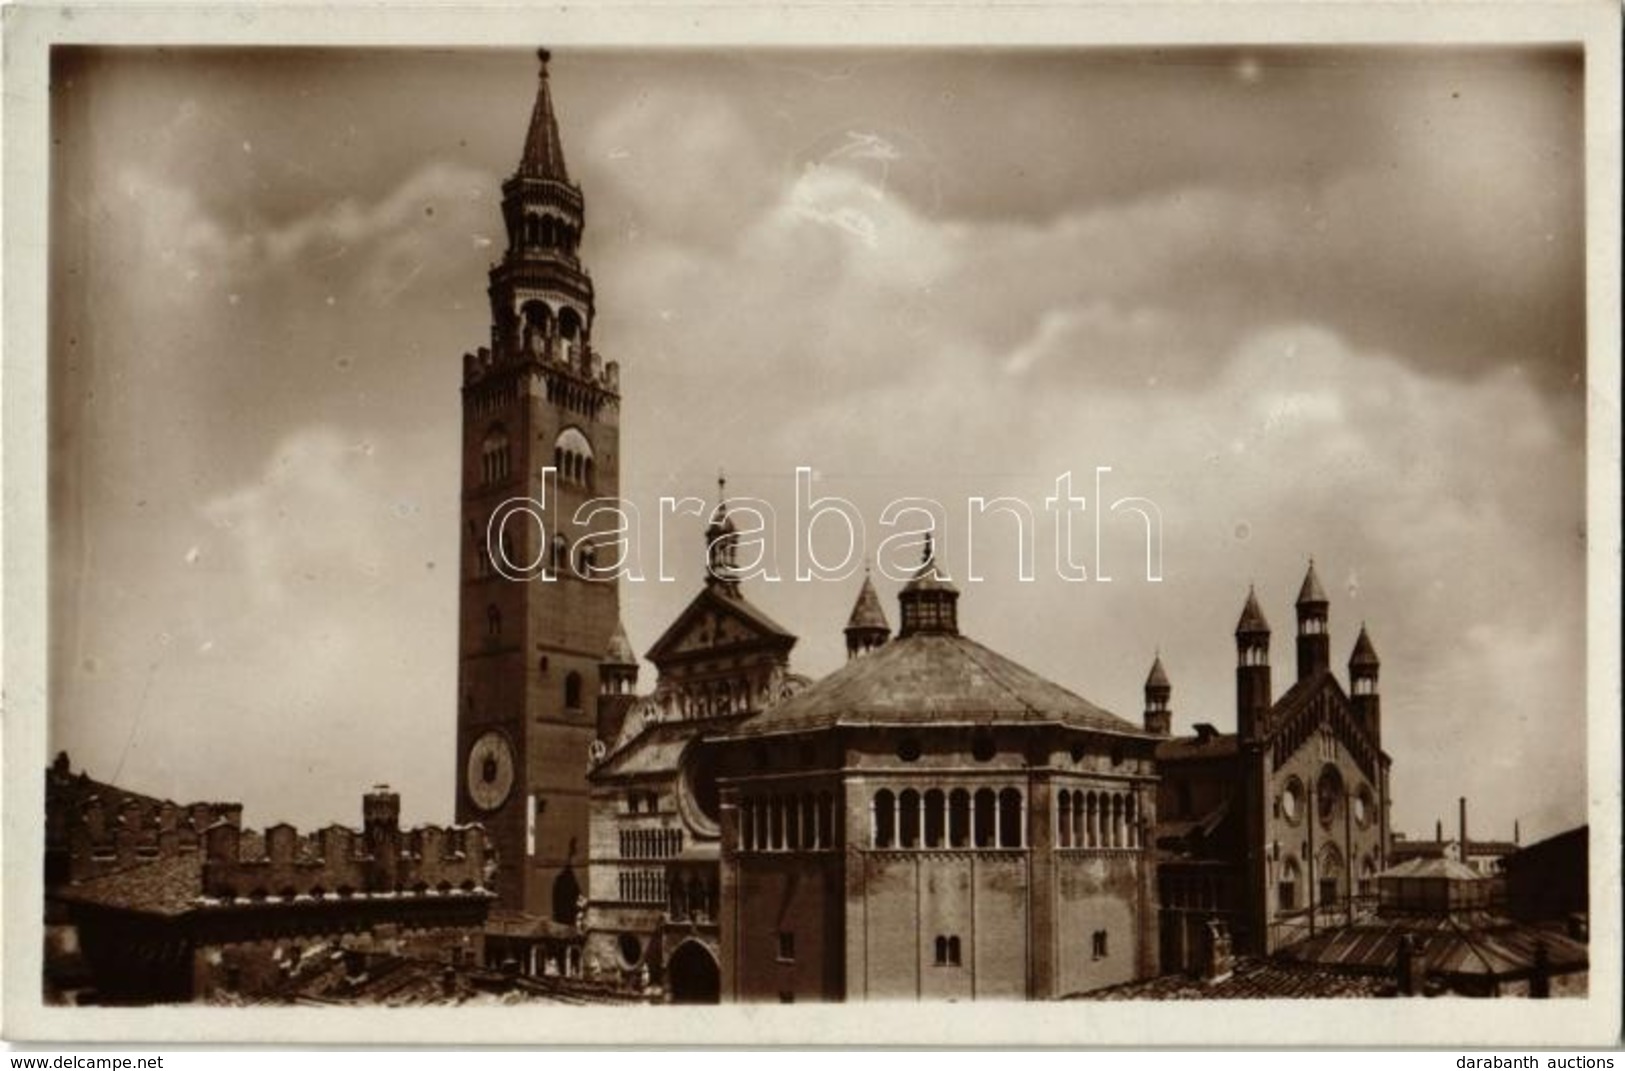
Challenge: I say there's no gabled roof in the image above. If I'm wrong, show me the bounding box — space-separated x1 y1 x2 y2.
644 583 796 666
590 720 691 781
1155 731 1239 763
518 50 571 182
725 630 1146 738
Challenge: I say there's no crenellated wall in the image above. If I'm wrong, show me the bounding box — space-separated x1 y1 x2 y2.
46 753 243 885
200 791 492 903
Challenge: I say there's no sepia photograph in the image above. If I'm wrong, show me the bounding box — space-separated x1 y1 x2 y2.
3 2 1620 1049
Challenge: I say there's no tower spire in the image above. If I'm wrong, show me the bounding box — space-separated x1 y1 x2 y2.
1235 584 1272 739
519 48 571 182
1143 652 1172 736
1295 557 1330 680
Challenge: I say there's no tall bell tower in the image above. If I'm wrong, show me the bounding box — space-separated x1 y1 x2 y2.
456 49 622 923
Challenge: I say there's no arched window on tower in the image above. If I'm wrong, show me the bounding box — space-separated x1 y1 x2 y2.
486 604 502 639
520 301 552 357
559 307 584 367
553 427 594 489
481 425 511 486
564 672 583 711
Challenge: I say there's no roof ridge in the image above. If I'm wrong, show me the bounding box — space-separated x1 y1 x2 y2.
949 635 1044 718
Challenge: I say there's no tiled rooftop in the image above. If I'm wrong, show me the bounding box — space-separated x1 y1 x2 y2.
52 854 204 917
727 631 1144 738
1073 957 1394 1000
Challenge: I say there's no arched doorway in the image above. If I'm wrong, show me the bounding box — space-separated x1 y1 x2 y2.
666 940 721 1004
552 867 581 926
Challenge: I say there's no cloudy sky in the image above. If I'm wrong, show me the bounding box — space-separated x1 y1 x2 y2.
49 46 1587 843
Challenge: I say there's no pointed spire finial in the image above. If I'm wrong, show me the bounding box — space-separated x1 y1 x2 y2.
1297 557 1329 606
518 46 571 182
922 531 934 565
1236 583 1270 634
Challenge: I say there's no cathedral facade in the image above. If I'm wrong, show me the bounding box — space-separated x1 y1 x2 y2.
1152 563 1391 970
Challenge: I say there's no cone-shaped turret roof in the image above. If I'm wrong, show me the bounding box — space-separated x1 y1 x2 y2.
845 571 891 634
1235 585 1271 635
1349 623 1381 670
1145 653 1171 691
604 618 638 667
1297 558 1329 607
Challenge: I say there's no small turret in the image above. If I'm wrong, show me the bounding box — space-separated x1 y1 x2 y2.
597 619 639 746
897 534 959 638
844 568 891 659
1295 558 1330 681
363 785 402 891
705 474 740 595
1348 622 1380 743
1235 585 1272 740
1143 653 1172 736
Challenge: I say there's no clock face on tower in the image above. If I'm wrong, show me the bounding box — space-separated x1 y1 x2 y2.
466 731 516 812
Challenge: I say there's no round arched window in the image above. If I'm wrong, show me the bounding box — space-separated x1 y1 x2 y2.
1280 779 1303 824
617 934 643 967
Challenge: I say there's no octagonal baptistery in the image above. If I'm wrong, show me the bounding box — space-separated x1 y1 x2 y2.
709 548 1162 1002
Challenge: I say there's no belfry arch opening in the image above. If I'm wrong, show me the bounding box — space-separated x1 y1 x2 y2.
520 300 553 356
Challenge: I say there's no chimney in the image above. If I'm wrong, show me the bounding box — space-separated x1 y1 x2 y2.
1514 819 1521 846
1459 797 1468 856
1435 819 1442 844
